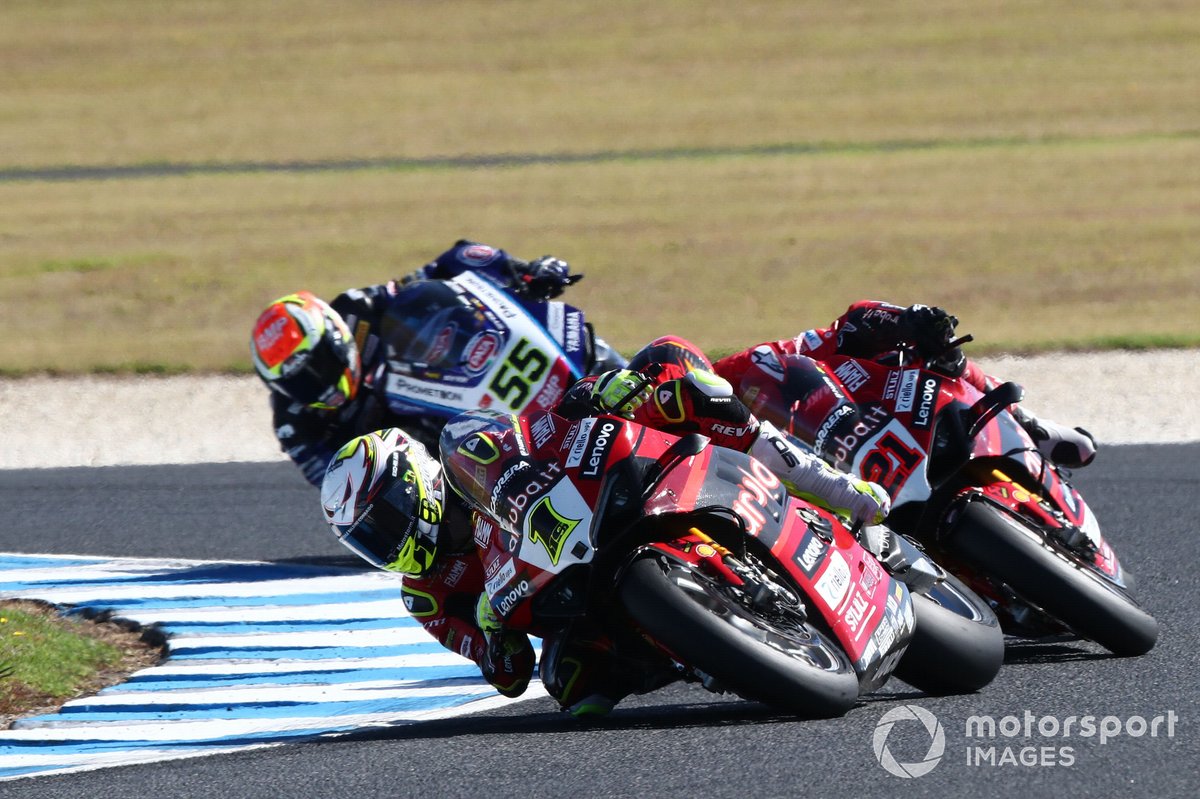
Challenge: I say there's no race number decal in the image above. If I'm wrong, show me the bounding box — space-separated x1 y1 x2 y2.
526 497 582 566
852 421 931 506
488 337 551 408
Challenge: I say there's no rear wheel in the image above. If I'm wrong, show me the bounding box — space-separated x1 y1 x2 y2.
894 569 1004 694
616 554 859 717
947 500 1157 657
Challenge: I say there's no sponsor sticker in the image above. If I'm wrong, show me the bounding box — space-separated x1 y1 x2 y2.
859 554 885 593
895 369 920 413
564 311 584 353
424 324 457 365
844 589 876 640
794 529 829 578
814 549 851 609
460 244 499 266
913 376 940 429
579 419 618 479
463 331 501 375
834 360 871 393
484 558 518 598
565 418 596 468
883 370 901 401
530 413 556 450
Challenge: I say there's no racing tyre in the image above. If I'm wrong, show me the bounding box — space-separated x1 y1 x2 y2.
617 554 859 717
948 499 1158 657
894 570 1004 694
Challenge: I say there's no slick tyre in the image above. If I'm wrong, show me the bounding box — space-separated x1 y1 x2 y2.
894 571 1004 694
617 555 859 717
948 500 1158 657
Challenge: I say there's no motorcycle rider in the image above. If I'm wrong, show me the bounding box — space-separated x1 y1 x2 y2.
250 240 625 486
712 301 1097 469
319 336 891 717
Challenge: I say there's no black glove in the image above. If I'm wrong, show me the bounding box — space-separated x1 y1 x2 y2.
510 256 583 300
898 305 965 375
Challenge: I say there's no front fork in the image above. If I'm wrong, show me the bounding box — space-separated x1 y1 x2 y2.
633 528 807 622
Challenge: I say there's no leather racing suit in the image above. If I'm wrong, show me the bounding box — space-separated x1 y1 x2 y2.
400 335 891 716
269 241 624 485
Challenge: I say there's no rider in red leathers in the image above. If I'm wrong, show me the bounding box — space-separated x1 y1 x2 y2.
712 301 1097 469
320 336 892 718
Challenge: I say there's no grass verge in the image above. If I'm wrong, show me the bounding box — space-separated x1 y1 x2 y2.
0 600 165 729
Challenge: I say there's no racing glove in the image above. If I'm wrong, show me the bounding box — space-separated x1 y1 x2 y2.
899 304 966 376
589 369 654 419
475 594 535 698
749 422 892 527
511 256 583 300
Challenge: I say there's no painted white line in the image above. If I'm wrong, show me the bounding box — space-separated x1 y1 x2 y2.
0 553 542 782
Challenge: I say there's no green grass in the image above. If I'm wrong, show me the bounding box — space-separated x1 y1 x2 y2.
0 602 126 715
1 0 1198 373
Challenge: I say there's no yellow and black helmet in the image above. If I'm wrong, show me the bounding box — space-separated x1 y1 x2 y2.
320 429 444 576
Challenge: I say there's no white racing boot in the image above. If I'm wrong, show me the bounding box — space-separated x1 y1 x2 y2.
1014 408 1097 468
749 422 892 553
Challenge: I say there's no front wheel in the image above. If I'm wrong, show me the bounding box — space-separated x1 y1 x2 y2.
894 569 1004 694
947 500 1158 657
616 555 859 717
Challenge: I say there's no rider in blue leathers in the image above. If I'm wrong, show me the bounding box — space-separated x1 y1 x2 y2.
250 241 625 485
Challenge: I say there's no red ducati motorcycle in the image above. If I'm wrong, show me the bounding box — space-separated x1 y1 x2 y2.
440 407 1002 717
732 336 1158 658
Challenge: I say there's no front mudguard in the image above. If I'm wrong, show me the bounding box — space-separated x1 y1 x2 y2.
624 529 912 693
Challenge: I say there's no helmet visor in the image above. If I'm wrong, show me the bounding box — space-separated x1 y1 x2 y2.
272 334 350 406
338 476 433 574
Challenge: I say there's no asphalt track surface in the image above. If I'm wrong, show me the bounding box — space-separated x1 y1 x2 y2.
1 445 1197 799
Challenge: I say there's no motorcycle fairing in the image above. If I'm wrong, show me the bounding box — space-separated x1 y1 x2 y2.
846 419 933 510
383 271 588 418
965 472 1126 588
644 445 912 685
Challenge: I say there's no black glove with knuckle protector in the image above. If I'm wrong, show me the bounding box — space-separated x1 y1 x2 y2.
899 304 966 376
509 256 583 300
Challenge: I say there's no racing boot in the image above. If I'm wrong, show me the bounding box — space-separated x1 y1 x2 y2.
749 422 892 552
1013 407 1097 468
540 629 644 719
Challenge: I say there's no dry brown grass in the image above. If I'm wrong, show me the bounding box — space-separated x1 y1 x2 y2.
4 1 1198 167
3 137 1198 371
1 0 1198 371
